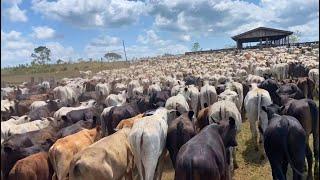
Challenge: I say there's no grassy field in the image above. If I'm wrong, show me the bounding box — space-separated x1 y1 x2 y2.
1 61 130 85
2 62 318 180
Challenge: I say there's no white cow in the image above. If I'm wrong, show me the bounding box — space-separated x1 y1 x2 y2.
272 63 289 81
128 108 173 180
309 68 319 97
244 87 272 156
182 85 200 117
165 94 189 119
147 83 162 97
207 100 242 171
1 115 31 144
95 83 110 103
104 91 127 107
53 86 79 106
199 81 217 110
1 117 54 144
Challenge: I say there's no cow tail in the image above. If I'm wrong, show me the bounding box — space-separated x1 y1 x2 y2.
282 124 304 176
176 121 184 154
48 148 58 180
307 100 319 162
140 132 146 180
257 93 261 126
207 86 210 107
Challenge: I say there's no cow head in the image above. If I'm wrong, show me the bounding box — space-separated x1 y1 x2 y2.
261 104 284 122
218 117 238 148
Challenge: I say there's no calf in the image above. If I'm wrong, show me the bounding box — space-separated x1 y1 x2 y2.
175 117 237 180
49 127 100 180
69 128 137 180
8 152 54 180
262 104 307 180
166 111 196 167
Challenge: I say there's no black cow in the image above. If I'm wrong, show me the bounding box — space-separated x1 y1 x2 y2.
101 96 156 136
276 83 305 105
149 90 171 108
259 79 281 105
281 98 319 178
183 75 201 87
175 117 237 180
262 104 307 180
216 84 226 95
288 62 309 78
166 111 196 167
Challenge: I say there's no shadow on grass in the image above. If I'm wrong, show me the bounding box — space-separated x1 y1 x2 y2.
242 137 268 165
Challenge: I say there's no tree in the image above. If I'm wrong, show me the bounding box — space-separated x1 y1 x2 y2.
289 30 301 43
104 52 122 61
31 46 51 65
191 42 201 52
56 59 63 64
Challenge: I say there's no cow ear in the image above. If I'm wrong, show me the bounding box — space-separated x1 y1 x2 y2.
229 117 236 129
45 139 55 146
280 106 285 112
261 106 267 112
3 146 13 153
61 115 68 121
188 111 194 120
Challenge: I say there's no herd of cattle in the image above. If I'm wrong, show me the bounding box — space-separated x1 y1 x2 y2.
1 45 319 180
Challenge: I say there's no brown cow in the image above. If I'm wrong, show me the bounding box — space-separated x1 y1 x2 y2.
115 114 144 130
195 107 210 133
296 77 315 99
49 127 101 180
69 128 138 180
8 152 53 180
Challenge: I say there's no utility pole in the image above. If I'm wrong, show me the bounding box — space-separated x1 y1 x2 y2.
122 40 128 61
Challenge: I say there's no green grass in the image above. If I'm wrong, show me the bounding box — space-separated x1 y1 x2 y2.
1 61 130 85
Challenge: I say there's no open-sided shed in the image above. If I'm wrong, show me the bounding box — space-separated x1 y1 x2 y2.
232 27 293 49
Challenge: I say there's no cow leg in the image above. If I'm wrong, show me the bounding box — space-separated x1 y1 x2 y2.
232 147 238 169
154 149 167 180
313 128 319 179
270 161 285 180
305 144 313 180
281 159 288 180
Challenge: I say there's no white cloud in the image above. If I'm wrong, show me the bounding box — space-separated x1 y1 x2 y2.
178 34 191 42
45 42 78 61
31 0 149 28
89 35 121 47
1 30 34 67
1 30 76 67
31 26 56 39
150 0 318 40
7 4 28 22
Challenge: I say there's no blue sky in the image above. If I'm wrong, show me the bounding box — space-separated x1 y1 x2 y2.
1 0 319 67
